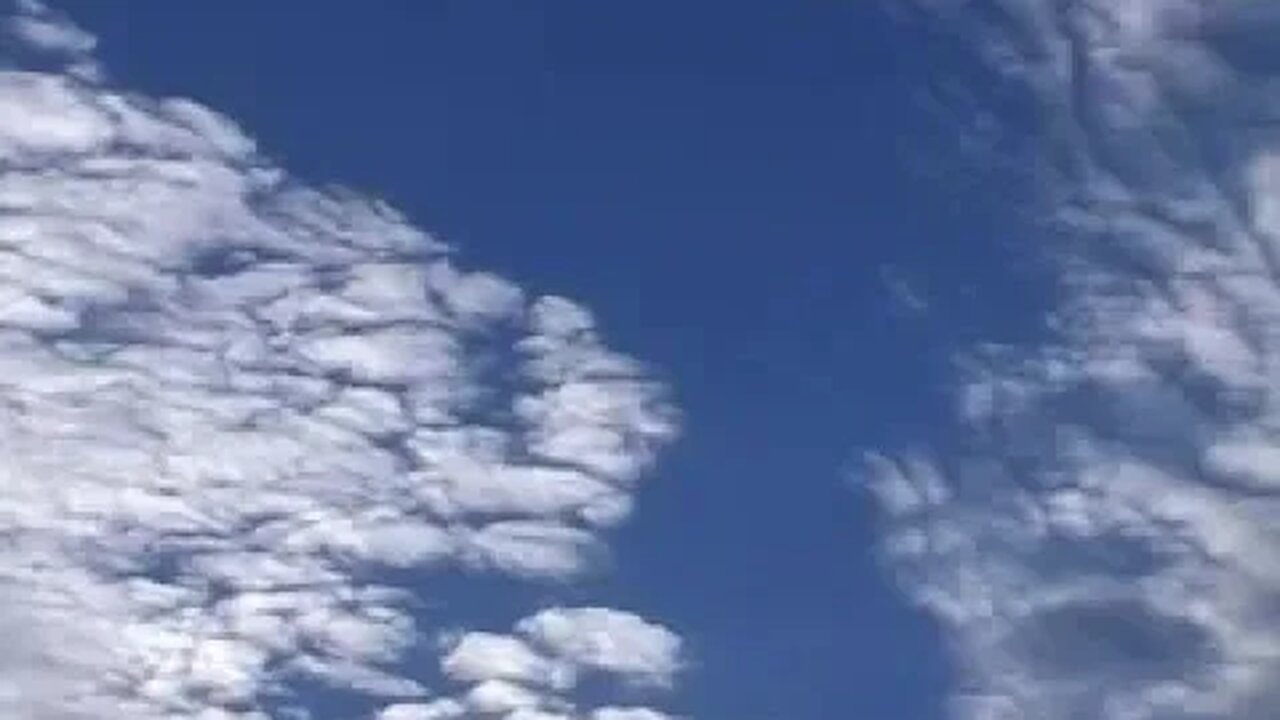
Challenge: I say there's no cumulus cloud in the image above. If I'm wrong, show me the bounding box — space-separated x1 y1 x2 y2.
0 3 681 718
383 607 681 720
442 607 683 692
516 607 684 688
864 2 1280 719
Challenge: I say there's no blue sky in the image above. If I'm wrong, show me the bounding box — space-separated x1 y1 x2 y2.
57 4 1006 717
6 2 1280 720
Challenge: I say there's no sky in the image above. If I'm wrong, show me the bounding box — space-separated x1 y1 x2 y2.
2 2 1279 720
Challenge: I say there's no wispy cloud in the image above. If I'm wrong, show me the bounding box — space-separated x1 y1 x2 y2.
4 0 98 79
865 1 1280 719
0 3 680 718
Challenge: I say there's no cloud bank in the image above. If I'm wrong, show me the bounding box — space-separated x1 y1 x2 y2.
865 2 1280 719
0 3 681 718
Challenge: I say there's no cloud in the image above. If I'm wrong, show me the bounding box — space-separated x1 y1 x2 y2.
516 607 684 688
3 0 100 80
386 607 681 720
590 709 675 720
865 2 1280 719
440 607 683 692
0 4 681 719
879 265 929 316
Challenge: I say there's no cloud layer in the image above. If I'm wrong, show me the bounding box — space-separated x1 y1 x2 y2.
0 3 680 718
866 2 1280 719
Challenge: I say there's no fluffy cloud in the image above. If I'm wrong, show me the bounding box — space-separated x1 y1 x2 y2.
865 2 1280 719
441 633 565 689
0 3 680 719
515 607 683 688
384 607 681 720
442 607 683 691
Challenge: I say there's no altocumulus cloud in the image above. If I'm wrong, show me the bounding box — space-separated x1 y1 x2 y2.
864 2 1280 720
0 3 682 719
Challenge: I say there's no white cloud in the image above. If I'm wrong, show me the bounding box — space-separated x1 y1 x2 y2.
441 633 567 689
435 607 681 720
506 711 576 720
591 709 675 720
868 2 1280 719
442 607 684 691
465 679 550 715
462 520 604 579
0 4 681 719
377 700 464 720
518 607 684 688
